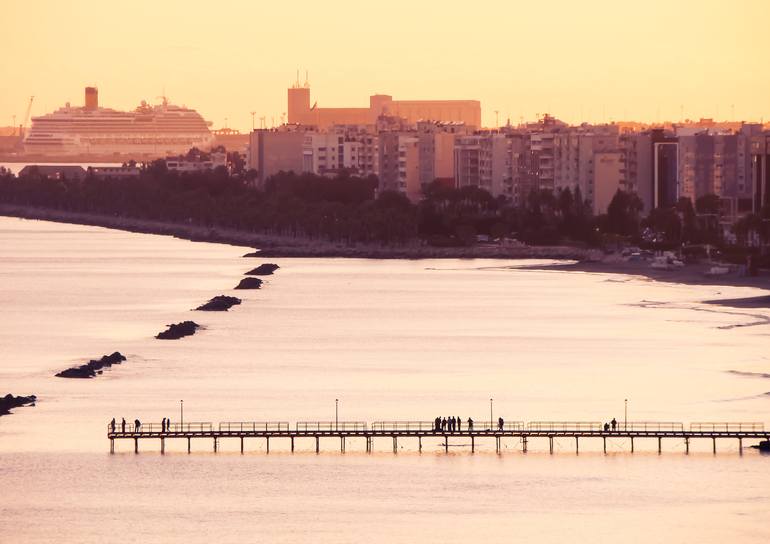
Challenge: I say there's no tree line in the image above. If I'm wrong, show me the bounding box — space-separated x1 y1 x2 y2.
0 164 767 255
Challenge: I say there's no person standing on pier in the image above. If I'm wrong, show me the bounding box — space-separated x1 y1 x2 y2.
434 417 441 432
498 417 504 431
457 417 462 432
441 417 447 431
468 418 473 432
121 418 126 433
162 418 166 433
611 418 617 431
166 417 171 432
135 419 141 433
449 416 455 432
110 418 116 433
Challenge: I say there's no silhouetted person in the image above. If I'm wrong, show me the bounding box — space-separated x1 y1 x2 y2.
434 417 441 432
611 418 617 431
457 416 462 432
450 416 455 432
162 417 166 433
166 417 171 432
468 418 474 432
498 417 504 431
441 417 447 431
604 423 610 432
135 419 141 432
110 418 116 433
121 418 126 433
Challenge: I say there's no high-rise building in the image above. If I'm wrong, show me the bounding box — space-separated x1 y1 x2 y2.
247 128 306 186
751 131 770 214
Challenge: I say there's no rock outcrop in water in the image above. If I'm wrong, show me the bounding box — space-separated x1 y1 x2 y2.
0 394 37 416
55 352 127 378
195 295 242 311
234 277 262 290
156 321 200 340
245 263 280 276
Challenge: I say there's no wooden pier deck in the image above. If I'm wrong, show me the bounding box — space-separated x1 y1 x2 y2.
107 420 769 454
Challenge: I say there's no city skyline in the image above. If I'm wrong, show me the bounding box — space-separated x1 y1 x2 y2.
3 0 770 131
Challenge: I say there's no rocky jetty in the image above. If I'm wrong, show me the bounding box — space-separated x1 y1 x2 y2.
156 321 200 340
245 263 280 276
234 277 263 290
56 352 127 378
195 295 242 311
0 394 37 416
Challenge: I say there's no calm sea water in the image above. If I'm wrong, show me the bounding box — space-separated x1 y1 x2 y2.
1 216 769 543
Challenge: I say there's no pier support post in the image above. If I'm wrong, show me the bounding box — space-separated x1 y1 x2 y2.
213 438 217 453
631 437 634 453
134 438 138 454
240 437 244 454
658 437 662 454
187 437 191 453
522 436 528 453
418 436 422 452
315 436 319 454
161 437 165 454
445 436 449 453
471 436 475 453
549 436 553 454
738 438 743 455
110 439 114 454
496 436 500 454
685 437 689 454
266 437 270 454
393 436 398 453
340 437 344 453
603 437 606 454
291 436 295 452
575 437 579 454
712 437 716 454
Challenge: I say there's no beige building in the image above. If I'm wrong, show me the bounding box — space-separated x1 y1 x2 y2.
248 129 306 186
288 83 481 129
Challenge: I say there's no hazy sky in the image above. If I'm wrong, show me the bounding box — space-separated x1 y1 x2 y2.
2 0 769 130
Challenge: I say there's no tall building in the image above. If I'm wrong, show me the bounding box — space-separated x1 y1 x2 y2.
454 133 511 197
751 131 770 213
247 128 306 186
287 82 481 129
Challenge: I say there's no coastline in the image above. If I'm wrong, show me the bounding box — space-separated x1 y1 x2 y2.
1 204 768 292
0 204 590 260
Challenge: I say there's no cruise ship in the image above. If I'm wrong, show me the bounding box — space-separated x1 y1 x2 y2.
24 87 214 157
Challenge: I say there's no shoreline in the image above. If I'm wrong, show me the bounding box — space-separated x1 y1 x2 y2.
1 204 768 292
0 204 590 260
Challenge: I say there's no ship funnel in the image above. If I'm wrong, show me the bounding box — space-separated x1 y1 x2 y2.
85 87 98 110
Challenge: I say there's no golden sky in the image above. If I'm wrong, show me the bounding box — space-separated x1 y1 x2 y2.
2 0 769 131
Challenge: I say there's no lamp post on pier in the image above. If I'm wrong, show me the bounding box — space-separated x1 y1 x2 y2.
624 399 628 430
335 399 339 431
490 398 493 429
180 400 184 428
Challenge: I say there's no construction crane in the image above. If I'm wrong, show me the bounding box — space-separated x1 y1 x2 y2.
21 96 34 138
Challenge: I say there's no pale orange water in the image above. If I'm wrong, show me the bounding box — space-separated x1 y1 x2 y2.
1 216 769 543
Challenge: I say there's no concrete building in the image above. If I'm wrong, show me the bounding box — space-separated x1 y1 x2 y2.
454 133 511 197
287 82 481 129
17 165 87 180
166 151 226 173
751 131 770 214
247 129 306 186
593 151 624 214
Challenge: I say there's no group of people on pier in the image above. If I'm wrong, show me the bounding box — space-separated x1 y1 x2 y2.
433 416 505 432
603 418 619 432
109 417 172 433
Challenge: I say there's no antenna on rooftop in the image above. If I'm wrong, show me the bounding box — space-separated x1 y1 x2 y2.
304 70 309 88
295 69 300 88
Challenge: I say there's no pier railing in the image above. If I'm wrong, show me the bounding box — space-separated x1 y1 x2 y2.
371 421 435 431
618 422 684 432
219 422 290 432
689 422 765 432
527 421 603 431
109 422 213 434
296 421 368 432
476 421 526 431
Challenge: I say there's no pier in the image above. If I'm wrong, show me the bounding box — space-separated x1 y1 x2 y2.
107 420 769 454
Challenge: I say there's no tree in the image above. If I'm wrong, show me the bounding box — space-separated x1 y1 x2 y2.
605 190 643 237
